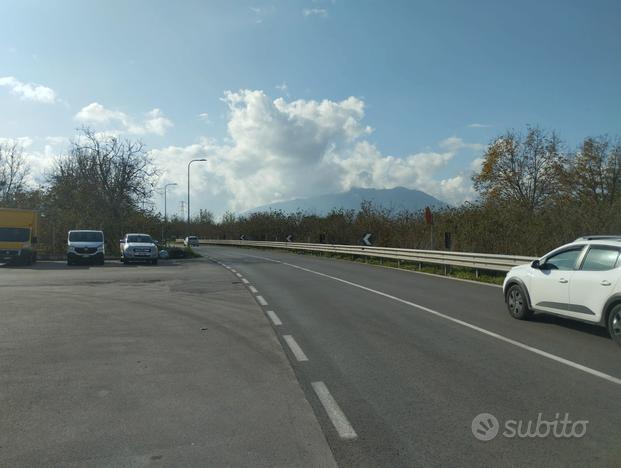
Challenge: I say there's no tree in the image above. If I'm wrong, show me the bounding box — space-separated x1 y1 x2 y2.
566 136 621 207
46 128 159 251
473 127 564 211
0 141 29 205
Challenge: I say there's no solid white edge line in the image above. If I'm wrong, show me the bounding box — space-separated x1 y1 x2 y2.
311 381 357 440
249 286 258 294
240 252 621 387
256 295 268 306
266 310 282 326
283 334 309 362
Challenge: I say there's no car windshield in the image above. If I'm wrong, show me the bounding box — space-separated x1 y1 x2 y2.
0 227 30 242
127 235 153 243
69 231 103 242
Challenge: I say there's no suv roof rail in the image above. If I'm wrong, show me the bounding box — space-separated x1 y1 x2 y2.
574 235 621 242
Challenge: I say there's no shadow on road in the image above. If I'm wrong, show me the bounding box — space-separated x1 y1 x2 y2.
531 313 611 340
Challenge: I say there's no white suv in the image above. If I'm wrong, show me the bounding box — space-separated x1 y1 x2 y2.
503 236 621 345
120 233 159 265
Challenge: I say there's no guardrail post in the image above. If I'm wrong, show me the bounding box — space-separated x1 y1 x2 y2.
475 269 479 278
397 259 400 268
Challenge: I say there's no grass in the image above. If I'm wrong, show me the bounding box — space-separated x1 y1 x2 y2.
183 246 203 258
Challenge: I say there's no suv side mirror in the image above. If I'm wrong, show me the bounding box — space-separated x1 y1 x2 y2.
531 260 540 269
120 239 125 243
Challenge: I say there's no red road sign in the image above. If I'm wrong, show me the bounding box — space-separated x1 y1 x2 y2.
424 207 433 225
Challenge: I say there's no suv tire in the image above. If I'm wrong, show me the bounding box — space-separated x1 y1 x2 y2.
506 284 532 320
607 304 621 346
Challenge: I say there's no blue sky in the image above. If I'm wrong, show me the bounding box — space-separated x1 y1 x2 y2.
1 0 620 217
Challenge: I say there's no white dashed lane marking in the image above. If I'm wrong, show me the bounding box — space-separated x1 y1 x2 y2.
312 381 358 440
266 310 282 326
283 335 309 362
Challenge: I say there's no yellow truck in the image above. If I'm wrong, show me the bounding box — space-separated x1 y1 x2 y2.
0 208 38 265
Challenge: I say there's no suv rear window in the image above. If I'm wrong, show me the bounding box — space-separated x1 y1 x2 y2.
581 247 620 271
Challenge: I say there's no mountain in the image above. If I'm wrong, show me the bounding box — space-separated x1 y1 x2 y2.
245 187 447 215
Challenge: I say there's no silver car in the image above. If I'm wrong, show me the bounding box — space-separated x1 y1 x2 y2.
120 233 159 265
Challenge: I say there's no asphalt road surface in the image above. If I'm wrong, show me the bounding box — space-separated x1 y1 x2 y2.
198 245 621 468
0 259 336 468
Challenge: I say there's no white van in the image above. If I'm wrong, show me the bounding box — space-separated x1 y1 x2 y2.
67 230 105 265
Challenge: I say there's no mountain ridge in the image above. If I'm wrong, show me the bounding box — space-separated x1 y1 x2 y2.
245 187 447 215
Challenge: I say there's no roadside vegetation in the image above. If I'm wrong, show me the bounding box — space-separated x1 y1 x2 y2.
1 126 620 259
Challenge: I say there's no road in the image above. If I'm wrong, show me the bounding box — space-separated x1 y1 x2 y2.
199 245 621 468
0 259 336 468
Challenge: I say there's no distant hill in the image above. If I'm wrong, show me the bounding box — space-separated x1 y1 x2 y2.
245 187 447 215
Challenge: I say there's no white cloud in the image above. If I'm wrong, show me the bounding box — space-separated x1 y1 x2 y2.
45 136 69 146
303 8 328 17
0 137 56 186
75 102 173 136
469 157 485 172
0 76 57 104
0 136 34 149
439 136 486 152
275 82 289 96
467 123 492 128
75 102 125 124
137 109 173 135
151 90 482 214
198 112 210 122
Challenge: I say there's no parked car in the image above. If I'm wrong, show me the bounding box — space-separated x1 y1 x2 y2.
120 233 159 265
184 236 200 247
503 236 621 345
67 230 105 265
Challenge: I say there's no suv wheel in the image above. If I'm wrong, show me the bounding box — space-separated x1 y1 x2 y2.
607 304 621 346
506 284 532 320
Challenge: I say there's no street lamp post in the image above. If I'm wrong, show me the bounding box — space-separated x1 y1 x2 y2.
162 183 178 242
187 158 207 229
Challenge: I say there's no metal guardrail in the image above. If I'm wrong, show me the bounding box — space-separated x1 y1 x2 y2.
191 239 537 273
